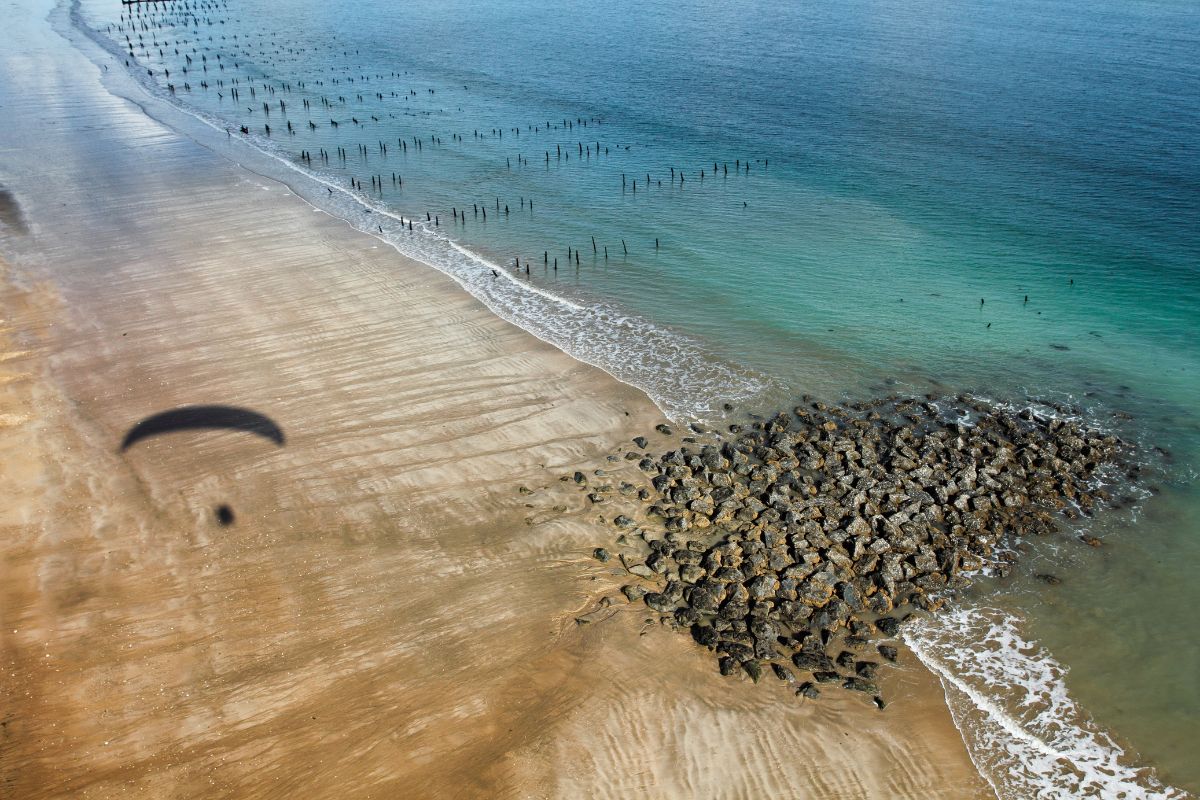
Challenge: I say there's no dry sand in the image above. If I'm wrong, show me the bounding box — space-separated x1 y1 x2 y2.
0 0 993 796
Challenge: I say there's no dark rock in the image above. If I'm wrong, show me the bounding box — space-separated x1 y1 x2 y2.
813 671 841 684
798 575 835 606
689 585 722 612
718 600 750 621
843 677 878 693
1036 573 1062 586
646 551 670 574
627 563 656 579
691 624 718 648
792 651 834 672
749 619 778 641
674 607 700 626
644 593 675 613
855 661 878 679
798 682 820 699
714 566 746 583
747 574 778 599
592 548 611 562
875 616 901 637
621 585 647 602
717 640 754 662
753 636 777 660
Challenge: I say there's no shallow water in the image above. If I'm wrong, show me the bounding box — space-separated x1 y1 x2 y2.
70 0 1200 793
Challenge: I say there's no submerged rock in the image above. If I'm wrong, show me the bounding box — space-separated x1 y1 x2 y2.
843 677 878 694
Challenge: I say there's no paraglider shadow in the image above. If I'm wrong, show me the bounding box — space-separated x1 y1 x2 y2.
120 405 285 527
120 405 285 451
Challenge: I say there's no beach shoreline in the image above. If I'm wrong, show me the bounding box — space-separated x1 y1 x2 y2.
0 0 991 796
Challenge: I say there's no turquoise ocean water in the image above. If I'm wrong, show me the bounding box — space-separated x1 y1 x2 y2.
74 0 1199 794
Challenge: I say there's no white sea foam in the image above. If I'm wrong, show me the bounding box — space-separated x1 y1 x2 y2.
904 605 1190 799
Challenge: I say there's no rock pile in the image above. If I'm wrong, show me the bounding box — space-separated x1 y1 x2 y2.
596 395 1125 701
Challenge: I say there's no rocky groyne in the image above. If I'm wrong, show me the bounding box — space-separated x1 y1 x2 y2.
590 395 1127 704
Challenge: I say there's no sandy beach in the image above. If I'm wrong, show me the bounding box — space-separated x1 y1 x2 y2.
0 0 991 797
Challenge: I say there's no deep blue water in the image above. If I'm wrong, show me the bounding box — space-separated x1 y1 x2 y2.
80 0 1200 794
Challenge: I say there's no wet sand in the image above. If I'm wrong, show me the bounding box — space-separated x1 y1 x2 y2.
0 0 991 797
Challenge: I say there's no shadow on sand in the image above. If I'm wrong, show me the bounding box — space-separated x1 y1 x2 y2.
120 404 285 451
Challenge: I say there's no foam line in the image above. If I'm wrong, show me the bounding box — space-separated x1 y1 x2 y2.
904 607 1188 799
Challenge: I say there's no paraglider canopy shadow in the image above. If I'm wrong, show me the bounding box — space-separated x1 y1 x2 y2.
120 405 286 452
